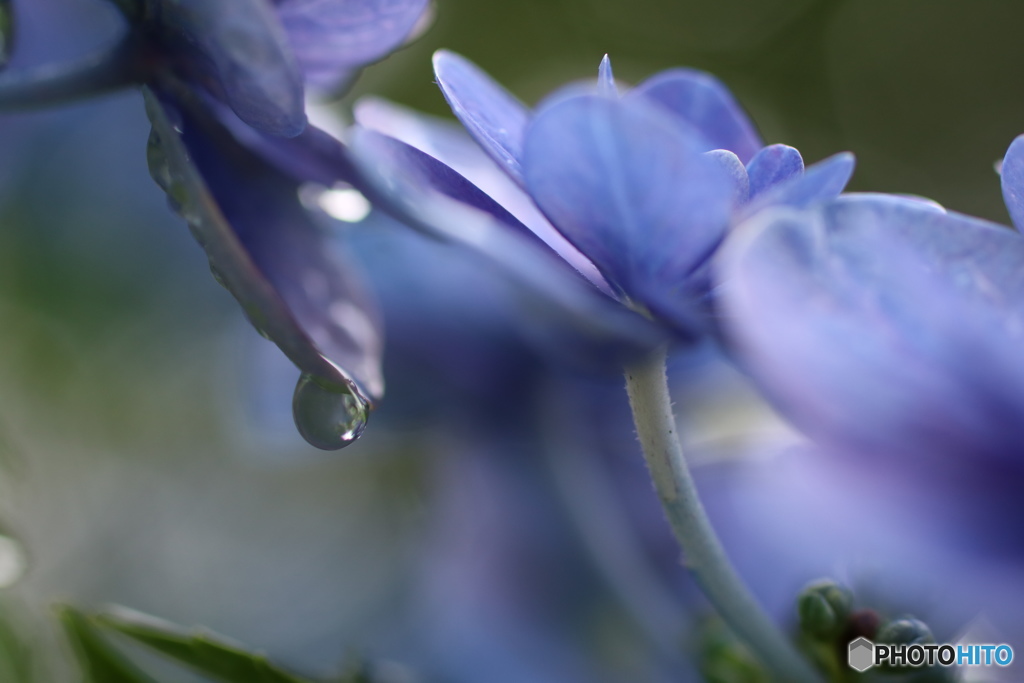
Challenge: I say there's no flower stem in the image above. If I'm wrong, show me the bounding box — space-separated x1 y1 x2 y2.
624 346 820 682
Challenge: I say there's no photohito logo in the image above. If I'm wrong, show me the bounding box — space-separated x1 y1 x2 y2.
848 637 1014 672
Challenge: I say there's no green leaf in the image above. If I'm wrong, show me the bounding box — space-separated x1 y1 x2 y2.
95 606 314 683
0 603 37 683
57 606 157 683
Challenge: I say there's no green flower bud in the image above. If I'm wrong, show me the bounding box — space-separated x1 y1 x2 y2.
797 579 853 639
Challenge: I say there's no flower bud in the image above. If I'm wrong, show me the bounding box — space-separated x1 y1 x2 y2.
797 579 853 639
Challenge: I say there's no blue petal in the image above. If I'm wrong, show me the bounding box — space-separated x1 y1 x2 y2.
745 152 854 214
718 194 1024 487
523 92 734 317
705 149 750 206
157 0 306 137
597 54 617 97
433 49 529 187
144 88 383 406
745 144 803 200
632 68 763 163
353 96 614 294
348 127 668 365
273 0 431 89
1000 134 1024 231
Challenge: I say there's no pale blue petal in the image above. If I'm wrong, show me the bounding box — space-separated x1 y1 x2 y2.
274 0 431 89
597 54 617 97
745 152 854 214
1000 134 1024 231
745 143 803 200
705 149 750 206
719 193 1024 472
348 127 668 362
433 49 529 186
523 92 733 312
632 68 763 163
353 96 614 294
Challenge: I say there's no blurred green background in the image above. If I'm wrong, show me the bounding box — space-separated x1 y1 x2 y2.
1 0 1024 679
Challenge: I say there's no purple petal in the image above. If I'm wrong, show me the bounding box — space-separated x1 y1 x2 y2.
144 88 383 409
597 54 617 97
705 149 750 206
433 49 529 187
348 127 668 364
717 195 1024 529
523 92 734 315
274 0 431 89
354 96 613 294
1000 134 1024 231
632 68 763 163
158 0 306 137
745 144 803 200
744 152 854 215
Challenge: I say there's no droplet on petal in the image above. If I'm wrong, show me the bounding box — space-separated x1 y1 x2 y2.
292 373 368 450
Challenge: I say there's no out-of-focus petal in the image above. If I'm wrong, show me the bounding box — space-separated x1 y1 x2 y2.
144 88 383 417
745 143 802 200
274 0 431 89
155 0 306 137
999 134 1024 231
433 49 529 187
349 127 667 367
743 152 854 215
705 149 750 206
717 195 1024 540
632 68 763 163
353 96 613 294
523 92 733 313
597 54 617 97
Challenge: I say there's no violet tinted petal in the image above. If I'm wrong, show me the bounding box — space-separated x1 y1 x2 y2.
718 194 1024 475
433 49 529 187
705 149 750 206
523 92 733 310
597 54 617 97
273 0 430 89
632 68 763 163
349 127 667 364
144 88 383 405
156 0 305 137
354 96 613 294
1000 134 1024 231
745 143 803 200
744 152 854 215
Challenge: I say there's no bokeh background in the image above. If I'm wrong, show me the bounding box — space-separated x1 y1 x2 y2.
1 0 1023 681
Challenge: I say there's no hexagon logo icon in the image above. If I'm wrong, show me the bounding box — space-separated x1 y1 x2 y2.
848 637 875 672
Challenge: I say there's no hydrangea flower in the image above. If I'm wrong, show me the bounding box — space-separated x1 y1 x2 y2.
350 50 855 346
715 192 1024 557
0 0 432 447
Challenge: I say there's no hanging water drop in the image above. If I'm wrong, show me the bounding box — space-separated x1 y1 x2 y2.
292 373 368 450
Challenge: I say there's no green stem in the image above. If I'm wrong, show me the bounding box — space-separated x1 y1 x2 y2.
0 39 145 111
624 346 821 682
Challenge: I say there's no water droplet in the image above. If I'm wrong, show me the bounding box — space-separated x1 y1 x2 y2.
292 373 368 450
